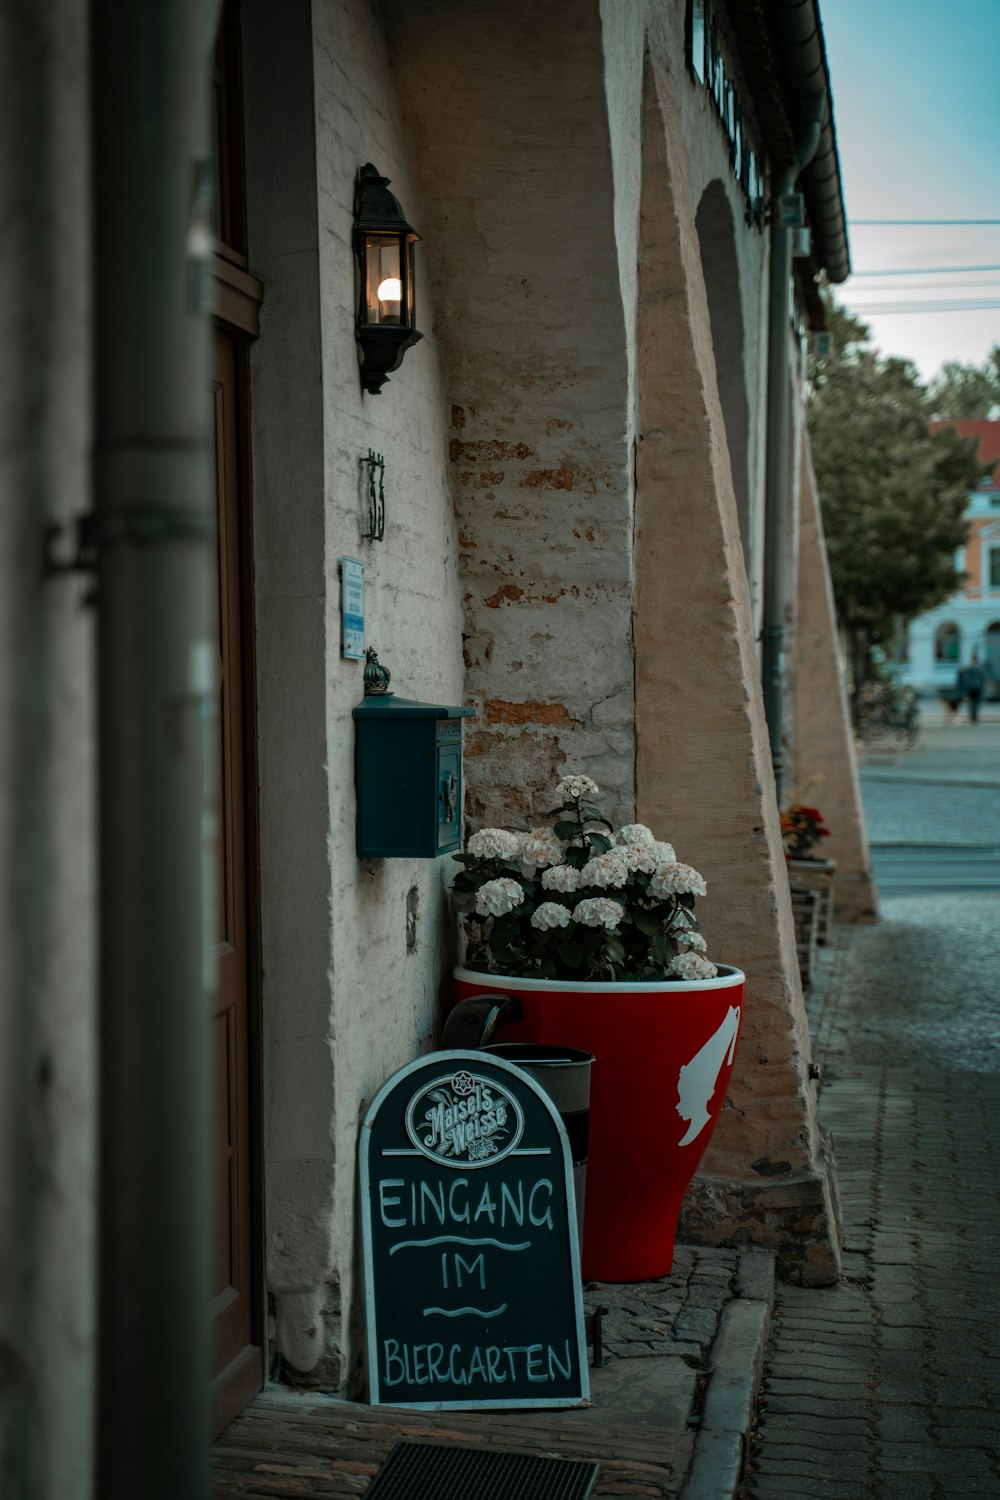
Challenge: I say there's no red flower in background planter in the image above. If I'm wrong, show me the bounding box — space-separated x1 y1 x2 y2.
781 803 830 861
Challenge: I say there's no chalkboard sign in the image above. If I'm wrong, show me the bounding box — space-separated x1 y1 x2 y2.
360 1050 589 1409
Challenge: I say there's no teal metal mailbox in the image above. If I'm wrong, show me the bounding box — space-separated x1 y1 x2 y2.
353 691 475 858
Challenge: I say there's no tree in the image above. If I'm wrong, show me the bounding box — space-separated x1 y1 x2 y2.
808 299 984 719
928 345 1000 419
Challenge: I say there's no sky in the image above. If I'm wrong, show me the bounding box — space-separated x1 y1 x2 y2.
820 0 1000 384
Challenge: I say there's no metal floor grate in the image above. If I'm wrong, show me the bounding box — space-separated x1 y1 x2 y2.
364 1439 599 1499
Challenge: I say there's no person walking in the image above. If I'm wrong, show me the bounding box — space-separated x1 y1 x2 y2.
939 680 961 724
958 651 985 722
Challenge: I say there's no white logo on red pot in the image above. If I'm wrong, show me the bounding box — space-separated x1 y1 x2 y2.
405 1071 524 1169
676 1005 742 1147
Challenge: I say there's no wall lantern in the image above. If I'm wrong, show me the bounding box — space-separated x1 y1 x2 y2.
354 162 422 395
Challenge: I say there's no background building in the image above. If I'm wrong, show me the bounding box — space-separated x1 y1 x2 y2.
902 419 1000 698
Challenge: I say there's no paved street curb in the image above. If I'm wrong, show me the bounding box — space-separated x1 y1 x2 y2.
679 1247 774 1500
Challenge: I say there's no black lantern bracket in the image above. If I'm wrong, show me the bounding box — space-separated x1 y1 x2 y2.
354 163 423 395
360 449 386 541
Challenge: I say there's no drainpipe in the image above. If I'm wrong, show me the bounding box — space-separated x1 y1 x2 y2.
761 107 824 806
92 2 214 1496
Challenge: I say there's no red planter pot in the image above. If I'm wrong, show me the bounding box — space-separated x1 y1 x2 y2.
451 966 745 1283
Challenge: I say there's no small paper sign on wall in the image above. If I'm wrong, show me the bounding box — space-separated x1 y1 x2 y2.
360 1050 589 1410
339 556 365 660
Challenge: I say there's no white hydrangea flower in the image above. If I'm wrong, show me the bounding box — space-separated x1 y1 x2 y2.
675 928 708 952
520 827 565 870
573 897 624 930
531 901 571 931
541 862 583 893
649 861 708 898
580 850 629 889
613 823 655 848
653 840 677 865
474 877 526 918
618 840 658 874
466 827 525 860
670 951 718 981
555 774 600 802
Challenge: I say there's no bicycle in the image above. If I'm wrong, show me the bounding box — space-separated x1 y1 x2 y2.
856 687 920 749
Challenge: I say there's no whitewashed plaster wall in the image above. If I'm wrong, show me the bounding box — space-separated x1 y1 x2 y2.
0 2 95 1495
243 0 465 1386
385 0 637 834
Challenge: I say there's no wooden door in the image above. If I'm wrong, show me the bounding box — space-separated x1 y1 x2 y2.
209 327 263 1433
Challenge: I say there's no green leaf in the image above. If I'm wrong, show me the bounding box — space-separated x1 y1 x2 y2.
557 940 585 969
580 803 612 826
651 930 673 968
554 820 582 840
588 833 612 854
633 909 662 936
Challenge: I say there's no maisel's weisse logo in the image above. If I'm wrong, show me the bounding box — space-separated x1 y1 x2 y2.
405 1070 524 1169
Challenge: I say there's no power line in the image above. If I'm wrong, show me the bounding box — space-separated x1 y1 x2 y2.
849 219 1000 227
850 280 1000 294
840 299 1000 314
850 264 1000 278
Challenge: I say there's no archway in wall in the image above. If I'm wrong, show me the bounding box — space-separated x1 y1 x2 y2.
695 179 751 563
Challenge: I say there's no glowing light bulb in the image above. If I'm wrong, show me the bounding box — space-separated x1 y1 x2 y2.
377 276 402 304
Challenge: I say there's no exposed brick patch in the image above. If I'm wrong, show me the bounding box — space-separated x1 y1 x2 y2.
451 404 465 428
449 439 533 462
483 583 524 608
520 466 574 490
457 528 478 549
484 700 576 726
459 469 505 488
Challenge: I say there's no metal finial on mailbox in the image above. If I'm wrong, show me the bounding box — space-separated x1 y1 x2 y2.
363 647 392 696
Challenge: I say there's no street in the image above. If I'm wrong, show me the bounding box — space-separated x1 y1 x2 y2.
742 712 1000 1497
862 702 1000 897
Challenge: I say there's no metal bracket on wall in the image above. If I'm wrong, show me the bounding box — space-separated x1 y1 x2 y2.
361 449 386 542
43 506 216 605
43 514 101 580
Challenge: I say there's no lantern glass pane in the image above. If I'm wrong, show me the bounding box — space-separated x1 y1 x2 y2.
406 239 416 323
365 234 402 325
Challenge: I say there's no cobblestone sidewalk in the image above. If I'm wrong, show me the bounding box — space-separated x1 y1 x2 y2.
742 901 1000 1499
211 1244 772 1498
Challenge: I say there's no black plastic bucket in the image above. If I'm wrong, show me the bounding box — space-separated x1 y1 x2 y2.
483 1042 594 1255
